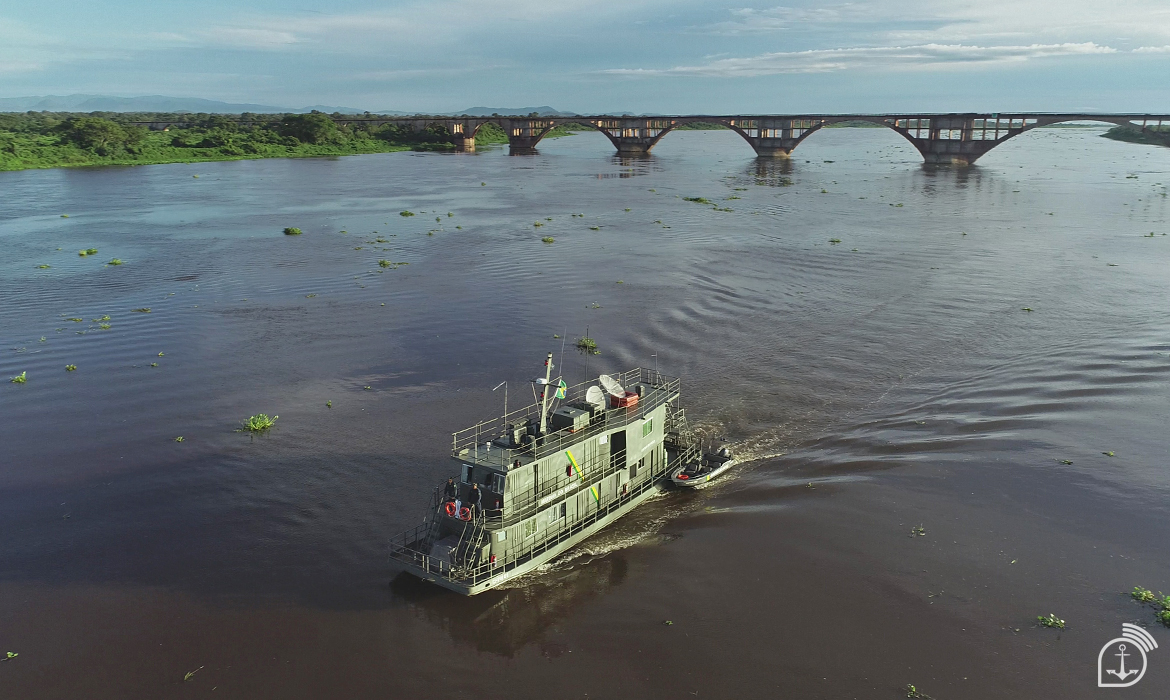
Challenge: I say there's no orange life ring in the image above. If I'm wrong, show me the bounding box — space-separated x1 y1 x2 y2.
678 474 689 480
445 501 457 517
459 506 472 521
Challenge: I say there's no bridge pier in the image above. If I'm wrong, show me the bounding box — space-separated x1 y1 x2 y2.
589 118 678 155
884 116 1037 166
720 118 832 158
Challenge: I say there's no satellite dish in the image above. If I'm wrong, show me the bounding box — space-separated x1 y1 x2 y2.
599 374 625 398
585 386 606 409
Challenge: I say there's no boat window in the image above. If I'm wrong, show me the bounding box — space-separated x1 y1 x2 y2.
461 464 472 484
559 503 567 519
522 520 537 539
642 418 653 437
489 472 506 493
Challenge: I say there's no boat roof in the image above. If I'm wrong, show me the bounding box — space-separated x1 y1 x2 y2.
453 367 679 470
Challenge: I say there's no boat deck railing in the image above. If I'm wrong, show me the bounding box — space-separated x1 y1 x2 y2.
453 368 678 466
388 444 687 588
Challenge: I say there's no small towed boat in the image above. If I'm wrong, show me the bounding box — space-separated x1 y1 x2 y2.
670 446 735 488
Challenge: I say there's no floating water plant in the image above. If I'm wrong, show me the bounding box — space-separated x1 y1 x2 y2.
238 414 278 432
67 317 83 322
624 208 631 212
1103 451 1115 457
363 386 372 391
158 352 164 357
575 336 599 355
541 237 555 244
589 226 600 231
1059 459 1073 465
399 211 415 217
37 264 50 269
175 436 184 442
1037 613 1065 629
10 371 27 383
904 685 934 699
829 238 842 244
1133 586 1156 603
150 362 158 367
108 258 123 265
3 651 17 661
99 323 111 330
910 525 926 537
306 293 317 298
1021 307 1033 312
326 400 332 407
533 221 544 227
283 227 302 235
132 308 151 313
447 212 453 217
682 197 711 204
94 315 110 322
184 666 203 682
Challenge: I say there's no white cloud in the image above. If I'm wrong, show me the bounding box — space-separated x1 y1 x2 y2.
1133 45 1170 53
606 42 1118 77
711 1 1170 45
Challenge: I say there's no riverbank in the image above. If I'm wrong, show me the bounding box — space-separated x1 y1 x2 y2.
1101 123 1170 147
0 112 526 172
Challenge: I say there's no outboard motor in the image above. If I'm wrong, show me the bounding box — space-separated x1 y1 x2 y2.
718 447 731 458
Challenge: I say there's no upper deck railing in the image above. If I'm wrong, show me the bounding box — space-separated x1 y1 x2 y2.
452 368 678 466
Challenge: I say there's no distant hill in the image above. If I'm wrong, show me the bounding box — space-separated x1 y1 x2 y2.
0 94 368 114
452 106 580 117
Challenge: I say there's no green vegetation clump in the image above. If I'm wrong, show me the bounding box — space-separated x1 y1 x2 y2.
78 248 98 256
1102 124 1170 148
65 364 76 371
132 307 151 313
107 258 123 265
283 227 302 235
238 413 278 432
399 211 415 217
10 371 27 383
541 236 555 244
1037 613 1065 629
1133 586 1156 603
683 196 711 204
1131 585 1170 627
575 336 599 355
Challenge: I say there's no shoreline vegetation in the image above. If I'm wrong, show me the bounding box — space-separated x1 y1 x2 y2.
1101 123 1170 147
1 111 1165 172
0 111 586 172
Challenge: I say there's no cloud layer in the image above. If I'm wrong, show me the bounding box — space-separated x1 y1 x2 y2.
606 42 1120 77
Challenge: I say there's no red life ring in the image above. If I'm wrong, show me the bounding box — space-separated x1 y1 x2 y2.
678 474 689 480
445 501 457 517
459 506 472 521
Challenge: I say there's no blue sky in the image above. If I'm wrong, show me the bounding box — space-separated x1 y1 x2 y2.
2 0 1169 113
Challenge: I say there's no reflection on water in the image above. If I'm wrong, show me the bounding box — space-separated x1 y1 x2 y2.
390 554 628 657
747 156 793 187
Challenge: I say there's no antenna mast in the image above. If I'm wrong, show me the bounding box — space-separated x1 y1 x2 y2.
538 352 554 436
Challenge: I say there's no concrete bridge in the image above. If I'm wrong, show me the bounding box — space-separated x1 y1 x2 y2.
134 113 1170 165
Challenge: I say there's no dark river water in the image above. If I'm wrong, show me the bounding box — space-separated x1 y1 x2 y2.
2 127 1169 699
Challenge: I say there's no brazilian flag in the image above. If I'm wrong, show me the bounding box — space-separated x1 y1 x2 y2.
554 379 567 400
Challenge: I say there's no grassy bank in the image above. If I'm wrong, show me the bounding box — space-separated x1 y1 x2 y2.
1101 124 1170 147
0 112 521 172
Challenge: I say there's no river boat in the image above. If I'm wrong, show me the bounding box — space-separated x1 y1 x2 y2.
388 354 701 595
670 447 736 488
